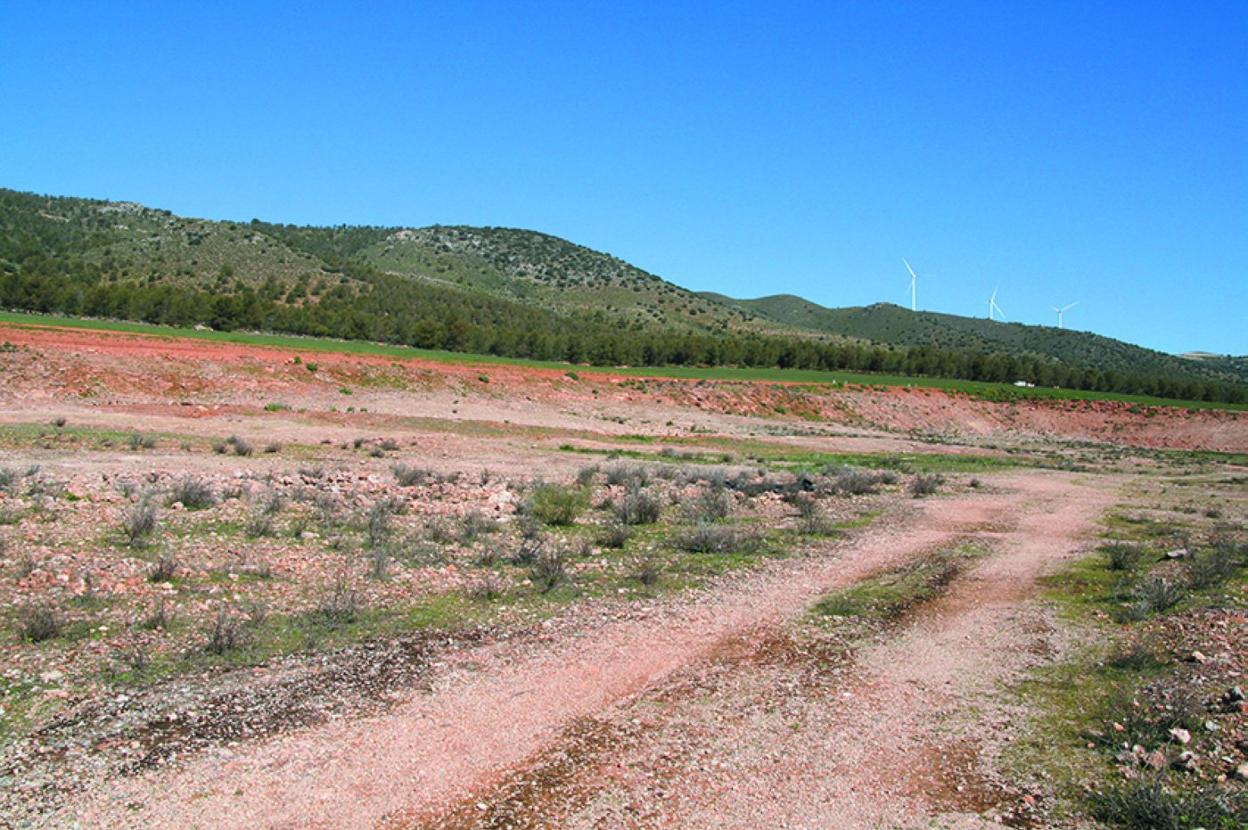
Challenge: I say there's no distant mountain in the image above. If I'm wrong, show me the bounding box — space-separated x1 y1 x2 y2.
702 294 1248 386
2 187 1245 401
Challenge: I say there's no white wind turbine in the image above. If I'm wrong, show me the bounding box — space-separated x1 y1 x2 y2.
987 288 1006 322
1051 302 1077 329
902 258 919 311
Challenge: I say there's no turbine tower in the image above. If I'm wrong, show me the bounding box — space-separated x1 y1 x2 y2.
902 258 919 311
987 288 1006 322
1051 302 1077 329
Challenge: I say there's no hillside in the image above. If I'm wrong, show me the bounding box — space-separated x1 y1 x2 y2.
1 186 1245 403
252 222 767 335
704 294 1248 386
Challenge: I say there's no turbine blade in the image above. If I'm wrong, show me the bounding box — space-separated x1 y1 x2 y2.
903 258 918 280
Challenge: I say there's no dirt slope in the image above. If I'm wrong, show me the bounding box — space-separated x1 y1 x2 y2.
1 323 1242 452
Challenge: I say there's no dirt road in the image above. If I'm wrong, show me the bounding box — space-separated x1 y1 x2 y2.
59 471 1113 829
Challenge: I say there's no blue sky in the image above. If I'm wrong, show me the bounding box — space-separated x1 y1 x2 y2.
1 1 1244 355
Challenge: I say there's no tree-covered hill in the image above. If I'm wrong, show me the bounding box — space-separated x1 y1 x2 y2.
1 187 1244 403
704 294 1248 386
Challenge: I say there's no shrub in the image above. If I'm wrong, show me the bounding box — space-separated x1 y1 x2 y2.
0 467 17 493
168 476 216 510
121 499 158 547
680 487 733 523
1104 543 1144 571
470 573 505 601
245 510 275 538
508 538 544 566
139 600 173 631
226 435 253 457
17 603 61 642
148 554 178 583
673 523 761 555
212 441 228 454
605 464 649 488
1210 531 1248 566
204 606 244 655
365 498 404 547
629 554 663 587
615 487 662 525
263 442 281 454
392 463 430 487
527 483 590 526
829 466 883 496
575 464 599 486
909 474 945 498
530 547 569 592
1127 575 1185 618
317 571 363 624
796 498 837 536
598 521 632 549
128 433 157 451
366 544 391 580
1091 777 1244 830
1184 543 1239 588
458 510 498 545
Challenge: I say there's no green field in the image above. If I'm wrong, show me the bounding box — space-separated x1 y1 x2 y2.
1 310 1243 412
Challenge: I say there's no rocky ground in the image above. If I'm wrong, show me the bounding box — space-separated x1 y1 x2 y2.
0 322 1243 829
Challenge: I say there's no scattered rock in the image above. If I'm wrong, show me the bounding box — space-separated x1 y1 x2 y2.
1168 727 1191 745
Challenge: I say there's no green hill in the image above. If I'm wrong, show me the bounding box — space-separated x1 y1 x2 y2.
703 294 1248 386
1 186 1244 403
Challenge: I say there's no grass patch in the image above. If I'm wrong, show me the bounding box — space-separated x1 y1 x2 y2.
811 544 979 622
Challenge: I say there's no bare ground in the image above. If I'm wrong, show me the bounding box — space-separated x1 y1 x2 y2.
58 471 1114 829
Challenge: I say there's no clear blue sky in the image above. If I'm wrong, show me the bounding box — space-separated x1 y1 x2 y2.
2 1 1244 355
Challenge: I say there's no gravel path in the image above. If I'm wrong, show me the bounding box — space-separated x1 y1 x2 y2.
59 471 1110 829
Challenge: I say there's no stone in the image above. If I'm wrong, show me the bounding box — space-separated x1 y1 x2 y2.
1168 727 1191 745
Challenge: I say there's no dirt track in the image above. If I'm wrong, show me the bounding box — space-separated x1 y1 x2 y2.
60 471 1113 829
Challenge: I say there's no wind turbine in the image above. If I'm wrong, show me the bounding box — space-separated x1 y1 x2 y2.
987 288 1006 322
1051 302 1077 329
902 258 919 311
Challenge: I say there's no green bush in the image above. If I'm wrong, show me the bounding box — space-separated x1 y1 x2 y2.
527 483 590 526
